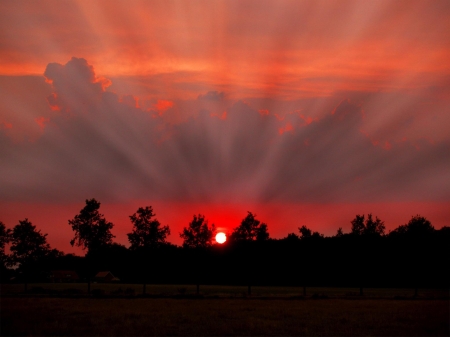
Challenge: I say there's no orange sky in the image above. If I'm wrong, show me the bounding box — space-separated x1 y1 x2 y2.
1 0 449 253
1 1 449 96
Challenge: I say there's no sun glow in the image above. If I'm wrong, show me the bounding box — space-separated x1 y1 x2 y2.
215 232 226 244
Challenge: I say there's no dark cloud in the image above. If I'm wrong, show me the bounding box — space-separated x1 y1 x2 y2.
260 100 450 203
197 91 225 101
1 58 449 205
0 75 53 141
44 57 107 113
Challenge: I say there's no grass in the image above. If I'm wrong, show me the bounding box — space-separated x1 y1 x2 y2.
1 283 448 298
1 297 449 336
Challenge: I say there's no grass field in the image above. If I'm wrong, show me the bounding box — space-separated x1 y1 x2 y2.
1 284 449 336
2 297 449 336
1 283 449 298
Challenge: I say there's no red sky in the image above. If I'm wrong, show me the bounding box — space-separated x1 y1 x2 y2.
1 0 449 254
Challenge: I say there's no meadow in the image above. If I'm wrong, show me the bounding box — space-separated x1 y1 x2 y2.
2 283 449 298
1 284 449 336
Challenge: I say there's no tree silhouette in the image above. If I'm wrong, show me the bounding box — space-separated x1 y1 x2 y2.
2 206 449 293
407 215 434 233
127 206 170 295
230 212 270 295
0 221 11 273
68 198 115 254
9 219 51 291
128 206 170 250
365 214 385 236
349 214 385 295
297 225 323 296
180 214 215 249
335 227 344 237
350 215 365 235
68 199 114 294
390 214 434 237
284 233 300 241
351 214 385 236
180 214 215 294
298 225 323 239
389 215 434 296
299 225 312 238
230 211 269 241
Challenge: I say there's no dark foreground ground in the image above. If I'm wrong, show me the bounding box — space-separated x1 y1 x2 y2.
1 296 449 336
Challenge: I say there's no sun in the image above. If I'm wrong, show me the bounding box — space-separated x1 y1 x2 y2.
215 232 226 244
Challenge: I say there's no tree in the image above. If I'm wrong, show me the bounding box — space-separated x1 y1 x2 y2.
0 221 11 271
230 212 269 296
0 221 11 282
180 214 215 294
351 214 366 235
298 225 323 239
351 214 385 236
127 206 170 250
9 219 51 291
297 225 323 296
68 198 115 254
391 215 434 237
298 225 312 239
364 214 385 236
284 233 300 241
230 212 269 241
336 227 344 237
69 198 114 295
180 214 215 249
350 214 385 296
389 215 435 296
128 206 170 295
406 215 434 233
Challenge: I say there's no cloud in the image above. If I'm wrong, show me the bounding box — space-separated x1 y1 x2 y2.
43 57 109 114
260 99 450 203
198 91 225 101
1 121 12 130
119 95 139 108
152 100 174 116
35 116 50 129
0 75 53 141
2 0 449 100
0 58 449 206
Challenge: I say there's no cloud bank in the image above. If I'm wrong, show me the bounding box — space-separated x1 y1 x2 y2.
1 57 449 205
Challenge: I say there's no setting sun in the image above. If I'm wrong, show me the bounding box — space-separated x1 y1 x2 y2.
215 232 226 244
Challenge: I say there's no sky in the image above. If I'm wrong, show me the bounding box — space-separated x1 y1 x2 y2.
1 0 449 254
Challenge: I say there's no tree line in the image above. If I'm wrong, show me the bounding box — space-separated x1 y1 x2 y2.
1 198 449 293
